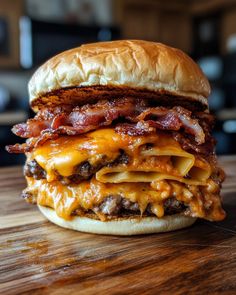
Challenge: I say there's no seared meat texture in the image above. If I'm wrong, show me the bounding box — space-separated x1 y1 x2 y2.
163 197 186 214
94 195 186 217
24 151 130 183
24 160 46 180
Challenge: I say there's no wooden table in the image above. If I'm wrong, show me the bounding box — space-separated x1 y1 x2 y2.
0 156 236 294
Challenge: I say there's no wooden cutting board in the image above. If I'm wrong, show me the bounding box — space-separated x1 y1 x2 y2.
0 156 236 295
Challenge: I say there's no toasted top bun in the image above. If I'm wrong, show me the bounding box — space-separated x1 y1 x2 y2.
38 205 197 236
29 40 210 112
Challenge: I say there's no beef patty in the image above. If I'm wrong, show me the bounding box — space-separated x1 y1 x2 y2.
24 150 129 184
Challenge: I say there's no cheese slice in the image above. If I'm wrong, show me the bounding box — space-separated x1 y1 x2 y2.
26 128 225 222
31 128 211 184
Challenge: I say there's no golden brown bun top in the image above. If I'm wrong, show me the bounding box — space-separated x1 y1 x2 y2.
28 40 210 111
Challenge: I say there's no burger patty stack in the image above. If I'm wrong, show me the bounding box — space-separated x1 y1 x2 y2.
6 40 225 235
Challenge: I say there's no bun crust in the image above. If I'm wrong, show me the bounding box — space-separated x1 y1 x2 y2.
29 40 210 110
38 205 197 236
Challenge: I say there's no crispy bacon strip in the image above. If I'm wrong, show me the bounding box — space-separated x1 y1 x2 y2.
136 106 205 144
172 132 215 155
7 98 213 154
115 121 156 136
12 98 147 138
12 120 51 138
6 143 31 154
6 132 60 154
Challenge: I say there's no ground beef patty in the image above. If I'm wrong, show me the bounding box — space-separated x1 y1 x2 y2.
24 150 129 184
24 156 186 218
24 160 46 180
93 195 186 217
22 189 186 218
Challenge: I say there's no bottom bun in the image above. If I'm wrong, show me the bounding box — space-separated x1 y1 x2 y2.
38 205 197 235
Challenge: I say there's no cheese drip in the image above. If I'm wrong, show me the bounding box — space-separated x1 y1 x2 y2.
25 177 225 222
31 128 211 184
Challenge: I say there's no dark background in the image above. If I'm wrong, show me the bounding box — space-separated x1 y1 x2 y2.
1 0 236 166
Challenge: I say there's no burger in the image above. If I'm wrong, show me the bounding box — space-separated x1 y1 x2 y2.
6 40 225 235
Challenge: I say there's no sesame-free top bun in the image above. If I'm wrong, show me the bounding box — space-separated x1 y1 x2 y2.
38 205 197 236
29 40 210 111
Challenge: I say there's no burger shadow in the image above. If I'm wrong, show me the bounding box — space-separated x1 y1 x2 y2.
140 201 236 249
106 202 235 251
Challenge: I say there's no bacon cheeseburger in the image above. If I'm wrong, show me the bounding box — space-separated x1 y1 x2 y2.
6 40 225 235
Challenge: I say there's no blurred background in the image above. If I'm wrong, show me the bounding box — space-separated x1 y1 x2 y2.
1 0 236 166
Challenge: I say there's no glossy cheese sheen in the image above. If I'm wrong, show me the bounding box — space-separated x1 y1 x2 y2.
33 128 199 182
27 177 164 220
33 129 126 181
25 177 226 222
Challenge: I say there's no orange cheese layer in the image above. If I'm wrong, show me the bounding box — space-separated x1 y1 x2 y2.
25 128 225 222
25 177 225 222
30 128 211 184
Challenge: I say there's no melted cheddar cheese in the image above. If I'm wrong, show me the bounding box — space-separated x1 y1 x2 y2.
25 176 225 221
30 128 211 184
24 128 225 222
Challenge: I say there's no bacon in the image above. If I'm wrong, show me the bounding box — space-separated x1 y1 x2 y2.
50 114 67 129
115 122 156 136
172 132 216 155
12 105 75 138
68 98 146 131
6 132 60 153
35 105 73 120
7 98 213 154
12 98 146 139
136 106 205 144
6 143 32 153
195 111 215 137
12 120 51 138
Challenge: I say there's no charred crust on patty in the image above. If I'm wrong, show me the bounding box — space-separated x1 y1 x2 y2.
72 196 187 220
24 151 130 184
31 86 208 112
24 160 46 180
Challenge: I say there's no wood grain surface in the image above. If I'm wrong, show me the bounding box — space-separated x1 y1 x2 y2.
0 156 236 295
